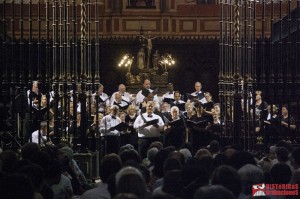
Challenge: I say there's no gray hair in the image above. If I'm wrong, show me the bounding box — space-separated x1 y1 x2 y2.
115 166 143 185
238 164 264 195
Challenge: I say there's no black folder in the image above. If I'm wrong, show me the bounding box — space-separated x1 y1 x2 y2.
186 119 208 129
186 93 198 100
144 118 159 126
163 97 175 104
121 98 136 105
171 102 186 111
110 122 129 131
142 88 150 97
114 101 129 110
96 95 110 103
142 88 159 97
166 118 184 128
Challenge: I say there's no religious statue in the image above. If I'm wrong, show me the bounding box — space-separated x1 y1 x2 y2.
152 50 160 70
137 48 146 70
141 35 158 68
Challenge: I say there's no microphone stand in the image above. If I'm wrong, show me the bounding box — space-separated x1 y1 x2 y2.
103 117 108 156
180 111 189 144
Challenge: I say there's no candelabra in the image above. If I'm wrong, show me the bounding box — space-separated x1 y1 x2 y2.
118 54 134 74
159 53 175 73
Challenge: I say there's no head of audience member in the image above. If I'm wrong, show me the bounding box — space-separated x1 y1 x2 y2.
119 149 141 165
208 140 220 155
182 158 209 199
222 145 239 163
118 84 126 94
291 147 300 170
144 147 158 167
153 147 175 178
276 140 294 152
161 170 183 198
270 163 292 184
275 146 289 163
119 144 135 154
58 146 74 161
163 157 182 176
211 165 241 197
170 106 179 120
100 153 122 183
230 151 257 170
143 79 151 90
169 151 185 166
16 163 45 193
268 145 277 160
194 185 235 199
238 164 264 196
194 148 212 160
21 142 40 160
173 91 181 102
167 83 173 93
149 141 164 151
194 82 202 93
0 150 18 173
179 148 192 163
258 156 272 173
115 166 148 199
30 151 52 169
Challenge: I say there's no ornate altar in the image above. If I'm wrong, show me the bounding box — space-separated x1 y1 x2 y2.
118 35 175 94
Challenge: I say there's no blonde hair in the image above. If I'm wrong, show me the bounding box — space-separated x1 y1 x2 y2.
127 104 137 114
93 113 104 124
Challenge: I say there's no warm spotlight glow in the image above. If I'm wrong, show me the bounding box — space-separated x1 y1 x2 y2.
118 54 134 73
159 53 175 72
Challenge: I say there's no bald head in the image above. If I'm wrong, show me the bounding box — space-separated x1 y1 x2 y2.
143 79 151 89
118 84 126 93
195 82 202 92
